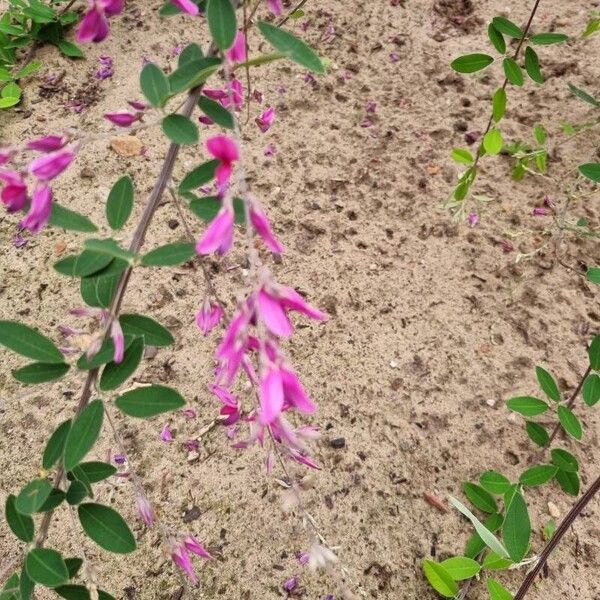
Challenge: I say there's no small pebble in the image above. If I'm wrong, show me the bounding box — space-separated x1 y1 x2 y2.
330 437 346 449
548 502 560 519
390 360 398 369
168 219 179 230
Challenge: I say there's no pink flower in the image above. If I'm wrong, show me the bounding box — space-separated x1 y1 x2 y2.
20 185 52 234
196 298 224 335
195 206 235 256
171 541 199 585
160 423 173 442
101 0 124 17
250 202 283 253
267 0 283 16
29 149 75 181
26 136 67 152
298 552 310 566
95 55 114 79
170 536 211 585
281 366 316 414
0 170 28 213
184 536 212 560
205 135 239 191
212 385 242 425
110 319 125 363
104 112 139 127
255 107 275 133
224 79 244 111
467 213 479 227
259 365 284 424
226 30 247 64
127 100 147 111
532 207 548 216
170 0 199 15
136 491 155 527
77 5 109 43
256 284 326 338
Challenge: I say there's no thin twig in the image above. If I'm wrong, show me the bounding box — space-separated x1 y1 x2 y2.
513 472 600 600
277 0 309 27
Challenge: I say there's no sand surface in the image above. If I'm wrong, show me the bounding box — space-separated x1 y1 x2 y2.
1 1 599 599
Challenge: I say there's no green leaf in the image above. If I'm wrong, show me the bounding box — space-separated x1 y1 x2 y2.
590 335 600 370
0 321 64 363
519 464 558 486
20 565 34 600
439 557 480 581
586 268 600 285
36 488 66 513
450 53 494 74
54 251 113 278
25 549 69 588
119 314 174 347
73 461 117 483
530 33 568 45
506 396 548 416
449 497 509 558
557 405 583 440
162 114 199 145
2 83 21 99
502 491 530 562
0 97 20 108
66 480 89 505
482 551 513 570
84 239 135 263
49 203 98 233
78 503 136 554
479 471 512 495
488 23 506 53
582 373 600 407
555 469 580 496
56 585 116 600
16 479 53 514
487 579 514 600
465 513 503 558
533 124 547 146
535 366 560 401
483 128 503 155
141 242 196 266
526 421 549 447
492 17 524 38
198 95 234 129
178 42 204 67
169 57 221 94
492 88 507 122
207 0 237 50
5 495 34 542
524 46 543 83
115 384 185 418
568 83 600 108
63 399 104 472
12 362 69 385
0 573 20 600
140 63 170 108
463 482 498 513
550 448 578 472
258 21 324 74
579 163 600 183
64 558 83 579
42 419 71 470
451 148 474 165
58 41 84 58
503 58 524 86
99 337 144 391
422 561 458 598
106 175 134 230
179 160 218 192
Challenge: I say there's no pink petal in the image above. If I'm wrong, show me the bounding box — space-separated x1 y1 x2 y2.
29 149 75 181
250 204 283 253
170 0 199 15
104 112 138 127
257 289 293 337
195 207 235 255
267 0 283 16
26 136 66 152
206 135 239 163
226 30 247 64
259 366 284 424
20 185 53 234
110 320 125 363
76 8 109 43
281 367 316 414
280 287 327 321
184 536 212 559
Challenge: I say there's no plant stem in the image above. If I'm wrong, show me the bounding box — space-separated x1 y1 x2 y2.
513 472 600 599
472 0 543 171
277 0 309 26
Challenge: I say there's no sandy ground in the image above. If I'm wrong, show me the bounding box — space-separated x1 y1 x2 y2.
1 1 599 599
